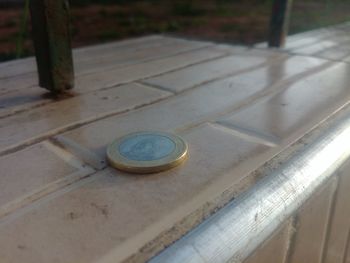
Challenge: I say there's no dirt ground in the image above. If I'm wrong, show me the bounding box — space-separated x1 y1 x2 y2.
1 0 350 62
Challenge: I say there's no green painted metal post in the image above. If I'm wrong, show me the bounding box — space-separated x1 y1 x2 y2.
29 0 74 93
268 0 293 48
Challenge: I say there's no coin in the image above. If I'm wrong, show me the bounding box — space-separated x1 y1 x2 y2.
107 131 188 173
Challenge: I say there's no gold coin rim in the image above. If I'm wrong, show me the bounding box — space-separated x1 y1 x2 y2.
106 131 188 174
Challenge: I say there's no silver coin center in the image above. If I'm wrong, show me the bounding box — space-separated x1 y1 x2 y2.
118 134 176 161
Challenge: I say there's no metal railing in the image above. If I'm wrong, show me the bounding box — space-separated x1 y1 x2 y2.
28 0 292 93
149 101 350 263
29 0 74 94
268 0 293 47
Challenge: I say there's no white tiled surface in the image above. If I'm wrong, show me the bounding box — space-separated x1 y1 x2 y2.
1 33 350 263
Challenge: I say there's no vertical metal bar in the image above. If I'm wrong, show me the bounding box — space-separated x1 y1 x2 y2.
16 0 29 58
29 0 74 93
268 0 293 48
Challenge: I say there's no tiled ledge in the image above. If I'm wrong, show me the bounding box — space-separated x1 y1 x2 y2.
1 34 350 263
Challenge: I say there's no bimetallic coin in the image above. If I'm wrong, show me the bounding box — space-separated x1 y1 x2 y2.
107 131 188 173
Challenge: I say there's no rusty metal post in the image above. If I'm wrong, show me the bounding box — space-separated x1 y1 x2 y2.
29 0 74 93
268 0 293 48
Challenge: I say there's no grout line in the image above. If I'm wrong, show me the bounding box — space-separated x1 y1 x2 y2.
0 42 216 93
0 99 49 120
256 45 350 65
0 169 94 222
0 138 106 223
50 135 107 170
0 48 231 156
212 121 280 147
145 102 350 263
74 35 164 53
290 53 350 65
256 24 350 50
0 83 38 96
0 66 36 82
0 48 273 157
0 169 99 227
75 49 229 95
286 33 347 52
180 56 285 92
0 47 337 158
289 41 348 58
138 53 287 95
76 43 215 78
43 140 88 170
0 94 171 157
0 140 97 221
136 81 177 94
175 60 336 135
0 70 36 83
74 36 174 62
134 52 230 83
0 46 223 120
0 43 275 120
0 35 166 81
312 40 350 56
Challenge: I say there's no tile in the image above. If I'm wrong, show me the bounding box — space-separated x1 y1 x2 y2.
74 47 225 93
0 87 50 118
323 162 350 263
143 53 277 93
241 48 285 57
0 73 38 96
0 57 36 79
0 37 215 94
73 35 167 62
219 62 350 146
0 123 270 263
317 47 350 61
0 43 221 96
145 54 325 93
74 36 209 63
64 55 327 159
58 62 271 154
324 34 350 44
0 141 92 217
212 43 248 53
288 179 336 263
0 36 164 80
285 30 348 53
285 28 335 44
244 221 290 263
292 40 339 55
285 37 325 51
0 36 180 79
0 47 224 116
0 83 171 153
3 31 350 263
74 37 212 76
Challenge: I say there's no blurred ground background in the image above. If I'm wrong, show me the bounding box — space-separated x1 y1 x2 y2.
1 0 350 62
